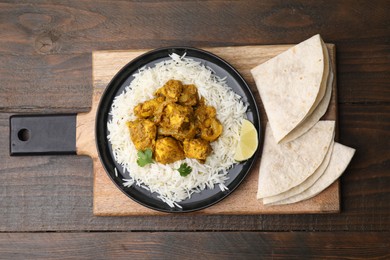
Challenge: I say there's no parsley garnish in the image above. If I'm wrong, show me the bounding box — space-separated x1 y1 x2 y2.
137 148 154 167
177 163 192 177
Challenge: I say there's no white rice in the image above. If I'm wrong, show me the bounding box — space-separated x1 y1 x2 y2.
107 53 247 207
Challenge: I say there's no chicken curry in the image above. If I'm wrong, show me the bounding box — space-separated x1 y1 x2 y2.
127 79 223 165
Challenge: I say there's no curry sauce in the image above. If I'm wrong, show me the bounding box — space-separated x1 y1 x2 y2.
127 79 223 164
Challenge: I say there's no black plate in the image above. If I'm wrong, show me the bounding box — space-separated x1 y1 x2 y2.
95 47 261 213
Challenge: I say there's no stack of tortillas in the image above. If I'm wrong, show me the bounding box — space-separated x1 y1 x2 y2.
251 34 355 205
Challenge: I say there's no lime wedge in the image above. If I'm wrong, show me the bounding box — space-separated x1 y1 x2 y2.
234 119 258 161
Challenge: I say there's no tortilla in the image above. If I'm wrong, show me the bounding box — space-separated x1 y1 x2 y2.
281 55 334 143
271 142 355 205
257 120 335 198
251 34 327 143
299 39 330 121
262 140 335 204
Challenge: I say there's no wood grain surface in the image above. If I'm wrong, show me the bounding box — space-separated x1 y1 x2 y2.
84 44 339 216
0 0 388 258
0 232 389 259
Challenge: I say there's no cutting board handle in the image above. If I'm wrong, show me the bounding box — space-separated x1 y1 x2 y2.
10 114 77 155
10 87 100 158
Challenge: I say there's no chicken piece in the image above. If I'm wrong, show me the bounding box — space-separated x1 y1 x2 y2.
183 138 211 163
160 103 193 131
155 79 183 101
154 137 185 164
152 100 171 124
158 121 198 141
134 96 165 118
194 98 222 142
195 98 216 124
200 118 223 142
126 119 156 151
178 84 198 106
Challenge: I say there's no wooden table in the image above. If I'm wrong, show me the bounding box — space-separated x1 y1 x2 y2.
0 1 389 258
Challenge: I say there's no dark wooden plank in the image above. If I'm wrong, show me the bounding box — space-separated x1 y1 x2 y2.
336 43 390 103
0 103 388 231
0 54 92 113
0 232 388 259
0 0 389 111
0 1 388 53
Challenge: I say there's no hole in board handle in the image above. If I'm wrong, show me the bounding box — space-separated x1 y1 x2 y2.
18 128 30 142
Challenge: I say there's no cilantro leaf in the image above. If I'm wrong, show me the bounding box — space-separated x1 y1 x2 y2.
177 163 192 177
137 148 154 167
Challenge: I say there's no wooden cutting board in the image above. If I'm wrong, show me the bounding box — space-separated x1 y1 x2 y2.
76 44 339 216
